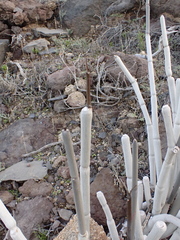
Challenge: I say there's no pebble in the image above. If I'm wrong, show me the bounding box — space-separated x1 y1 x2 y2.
58 209 73 221
98 131 107 139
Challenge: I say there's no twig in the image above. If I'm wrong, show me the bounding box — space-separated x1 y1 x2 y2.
22 141 80 158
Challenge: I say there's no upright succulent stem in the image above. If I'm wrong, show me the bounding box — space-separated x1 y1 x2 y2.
62 130 88 240
146 0 162 179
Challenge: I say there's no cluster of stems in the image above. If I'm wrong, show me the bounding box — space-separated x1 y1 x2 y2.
116 0 180 239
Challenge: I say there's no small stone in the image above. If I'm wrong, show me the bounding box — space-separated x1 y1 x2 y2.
64 84 76 95
54 100 66 113
52 156 67 168
23 38 50 54
0 39 9 65
76 78 87 90
57 166 70 179
19 179 53 197
39 47 58 55
51 220 61 231
0 190 14 204
65 52 74 59
33 28 68 38
66 91 86 107
65 189 74 205
98 132 107 139
58 209 73 221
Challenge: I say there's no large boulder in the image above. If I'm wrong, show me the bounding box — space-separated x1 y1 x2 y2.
61 0 136 36
150 0 180 18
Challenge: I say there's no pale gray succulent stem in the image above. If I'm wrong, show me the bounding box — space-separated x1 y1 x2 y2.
62 130 88 239
146 0 162 179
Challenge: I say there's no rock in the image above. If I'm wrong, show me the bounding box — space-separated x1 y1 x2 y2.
151 0 180 18
52 156 67 168
64 84 76 95
76 78 87 90
0 151 7 161
90 167 127 226
105 0 136 17
13 196 53 239
0 1 15 22
13 8 25 25
58 208 73 221
0 39 9 65
39 47 58 55
54 214 109 240
62 0 136 36
0 190 14 204
0 161 48 182
65 189 74 205
0 21 8 32
98 132 107 139
66 91 86 107
51 220 61 231
103 52 148 83
57 166 70 179
0 0 57 25
47 66 76 91
33 27 68 38
22 38 50 54
53 100 66 113
0 118 56 167
19 179 53 197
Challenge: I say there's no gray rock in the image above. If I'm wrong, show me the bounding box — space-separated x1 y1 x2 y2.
13 196 53 239
33 27 68 38
19 179 53 197
98 132 107 139
39 47 58 55
105 0 136 16
151 0 180 18
0 39 9 65
22 38 50 54
61 0 136 36
0 118 56 167
0 161 48 182
47 66 76 91
58 208 73 221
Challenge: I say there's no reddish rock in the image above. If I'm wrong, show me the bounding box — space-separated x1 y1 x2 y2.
90 167 127 226
0 190 14 204
57 166 70 179
14 196 53 239
19 179 53 197
47 66 76 91
103 52 148 84
0 0 56 25
66 167 127 226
